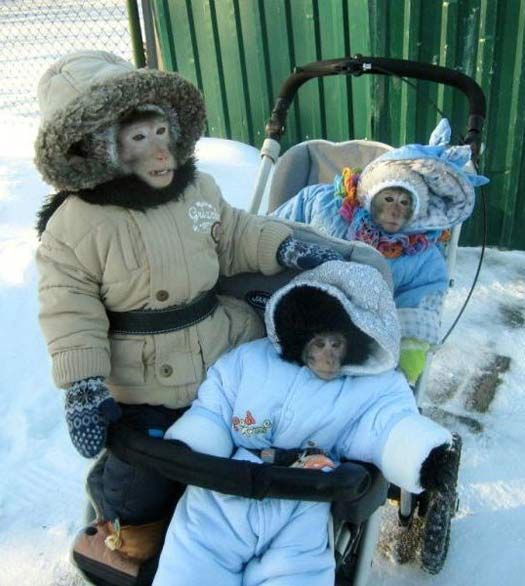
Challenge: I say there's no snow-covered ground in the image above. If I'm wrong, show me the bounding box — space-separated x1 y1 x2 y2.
1 117 524 585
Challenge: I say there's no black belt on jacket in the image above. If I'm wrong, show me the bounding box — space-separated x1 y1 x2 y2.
107 288 219 335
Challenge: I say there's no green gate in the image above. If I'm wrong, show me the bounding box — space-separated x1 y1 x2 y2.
146 0 525 249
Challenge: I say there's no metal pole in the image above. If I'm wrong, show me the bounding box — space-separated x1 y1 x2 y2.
126 0 146 68
141 0 158 69
248 138 281 214
446 224 463 288
352 507 384 586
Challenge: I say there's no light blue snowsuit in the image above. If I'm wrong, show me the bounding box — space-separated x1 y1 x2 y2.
153 262 451 586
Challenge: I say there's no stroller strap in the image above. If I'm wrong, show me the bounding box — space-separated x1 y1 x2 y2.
107 288 218 335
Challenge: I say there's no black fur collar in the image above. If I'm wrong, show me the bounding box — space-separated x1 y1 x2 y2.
36 157 197 238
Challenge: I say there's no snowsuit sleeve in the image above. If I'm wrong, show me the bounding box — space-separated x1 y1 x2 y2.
390 247 449 344
335 371 452 493
271 183 349 240
36 220 111 388
272 185 320 223
203 174 292 276
164 347 243 457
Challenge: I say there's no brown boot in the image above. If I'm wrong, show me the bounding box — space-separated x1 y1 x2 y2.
104 518 168 563
71 519 167 585
72 521 141 586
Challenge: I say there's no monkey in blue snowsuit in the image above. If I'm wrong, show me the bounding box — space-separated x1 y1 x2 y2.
153 261 457 586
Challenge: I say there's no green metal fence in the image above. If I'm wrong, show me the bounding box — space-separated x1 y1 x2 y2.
147 0 525 249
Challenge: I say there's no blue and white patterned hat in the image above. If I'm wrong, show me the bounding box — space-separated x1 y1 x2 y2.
357 119 489 234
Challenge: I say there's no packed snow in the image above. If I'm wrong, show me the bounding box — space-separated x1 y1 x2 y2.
0 118 524 585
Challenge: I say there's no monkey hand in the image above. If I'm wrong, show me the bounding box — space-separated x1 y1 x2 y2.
291 453 336 470
419 440 460 493
399 338 430 385
276 236 343 270
64 377 122 458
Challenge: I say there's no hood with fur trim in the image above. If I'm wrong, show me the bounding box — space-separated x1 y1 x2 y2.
34 50 206 192
357 119 489 234
265 261 400 376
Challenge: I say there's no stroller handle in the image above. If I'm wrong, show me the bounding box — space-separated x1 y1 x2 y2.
266 55 486 159
107 423 374 503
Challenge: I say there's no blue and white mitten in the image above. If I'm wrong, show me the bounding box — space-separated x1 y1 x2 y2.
276 236 343 270
65 377 122 458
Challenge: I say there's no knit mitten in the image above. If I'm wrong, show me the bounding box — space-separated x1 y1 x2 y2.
65 377 122 458
399 338 430 385
276 236 343 270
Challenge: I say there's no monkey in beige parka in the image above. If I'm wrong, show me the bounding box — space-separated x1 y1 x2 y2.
35 51 383 564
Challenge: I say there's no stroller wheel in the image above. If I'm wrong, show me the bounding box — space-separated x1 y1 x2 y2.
420 492 452 574
420 433 462 574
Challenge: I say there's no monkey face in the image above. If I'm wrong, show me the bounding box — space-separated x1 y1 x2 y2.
117 115 176 189
370 187 413 233
301 332 347 380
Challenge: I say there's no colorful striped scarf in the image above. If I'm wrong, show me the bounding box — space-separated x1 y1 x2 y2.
335 168 449 259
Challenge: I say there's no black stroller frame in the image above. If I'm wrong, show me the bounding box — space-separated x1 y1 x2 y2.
78 56 486 586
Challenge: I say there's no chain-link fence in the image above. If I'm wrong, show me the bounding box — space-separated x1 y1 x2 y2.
0 0 135 119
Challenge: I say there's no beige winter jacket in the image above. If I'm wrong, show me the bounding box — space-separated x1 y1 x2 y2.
36 171 291 408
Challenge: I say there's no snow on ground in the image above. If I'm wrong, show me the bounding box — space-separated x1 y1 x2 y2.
1 120 524 585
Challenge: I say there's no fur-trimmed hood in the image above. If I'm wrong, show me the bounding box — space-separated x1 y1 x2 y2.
265 261 400 376
34 50 206 192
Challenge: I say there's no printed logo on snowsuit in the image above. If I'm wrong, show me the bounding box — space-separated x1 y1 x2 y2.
188 201 220 233
232 410 272 436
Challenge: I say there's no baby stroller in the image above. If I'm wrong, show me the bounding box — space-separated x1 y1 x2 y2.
73 56 484 586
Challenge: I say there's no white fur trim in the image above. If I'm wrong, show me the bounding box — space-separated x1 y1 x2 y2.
380 413 452 494
164 412 233 457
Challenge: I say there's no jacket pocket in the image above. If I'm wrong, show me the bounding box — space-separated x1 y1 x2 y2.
154 333 205 388
117 222 142 271
108 337 146 387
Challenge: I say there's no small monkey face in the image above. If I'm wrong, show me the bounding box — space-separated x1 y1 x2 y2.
118 116 176 189
370 188 413 233
302 332 347 380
